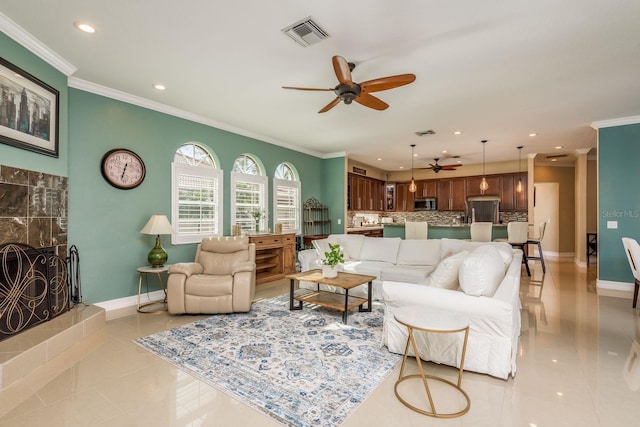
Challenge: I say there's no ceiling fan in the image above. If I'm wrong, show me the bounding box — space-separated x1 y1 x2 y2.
283 55 416 113
419 158 463 173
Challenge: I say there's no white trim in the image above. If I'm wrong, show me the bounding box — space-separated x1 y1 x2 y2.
94 290 165 320
230 172 269 230
272 177 302 235
325 151 347 159
591 115 640 130
68 77 331 159
542 251 575 259
596 279 634 292
0 12 77 76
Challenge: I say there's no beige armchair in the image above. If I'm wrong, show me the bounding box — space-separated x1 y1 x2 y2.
167 236 256 314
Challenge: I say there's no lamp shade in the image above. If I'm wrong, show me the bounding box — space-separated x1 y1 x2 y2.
140 214 173 235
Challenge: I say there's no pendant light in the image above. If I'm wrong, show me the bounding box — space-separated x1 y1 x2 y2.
409 144 417 193
480 140 489 192
516 146 524 193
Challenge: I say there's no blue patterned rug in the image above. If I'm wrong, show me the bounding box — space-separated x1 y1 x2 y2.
135 293 401 426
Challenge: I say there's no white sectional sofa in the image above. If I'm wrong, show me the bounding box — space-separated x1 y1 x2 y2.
297 234 524 379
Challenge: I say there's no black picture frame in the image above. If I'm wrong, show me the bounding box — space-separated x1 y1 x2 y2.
0 57 60 158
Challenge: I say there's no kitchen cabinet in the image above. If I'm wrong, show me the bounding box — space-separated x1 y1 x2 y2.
514 173 528 211
395 182 414 212
415 180 437 198
498 173 528 211
437 179 465 211
347 228 383 237
348 173 386 212
465 176 501 198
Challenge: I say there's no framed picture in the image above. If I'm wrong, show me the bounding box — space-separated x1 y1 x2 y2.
0 57 59 157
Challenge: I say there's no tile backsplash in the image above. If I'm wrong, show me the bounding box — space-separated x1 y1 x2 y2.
0 164 68 255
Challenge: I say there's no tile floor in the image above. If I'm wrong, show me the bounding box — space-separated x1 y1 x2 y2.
1 259 639 426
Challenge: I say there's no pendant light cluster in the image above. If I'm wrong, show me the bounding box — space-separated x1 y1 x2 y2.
516 146 524 193
480 140 489 192
409 144 417 193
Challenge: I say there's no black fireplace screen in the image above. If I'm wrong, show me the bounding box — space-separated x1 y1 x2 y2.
0 243 69 341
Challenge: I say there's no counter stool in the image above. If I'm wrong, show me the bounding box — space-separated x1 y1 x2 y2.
394 307 471 418
526 222 547 274
495 221 531 276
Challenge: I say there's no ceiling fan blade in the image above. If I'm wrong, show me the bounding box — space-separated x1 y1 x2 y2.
318 97 341 113
332 55 353 86
360 74 416 93
354 93 389 111
282 86 334 91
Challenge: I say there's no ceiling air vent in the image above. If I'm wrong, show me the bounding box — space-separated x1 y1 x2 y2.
282 17 330 47
415 130 436 136
545 154 568 159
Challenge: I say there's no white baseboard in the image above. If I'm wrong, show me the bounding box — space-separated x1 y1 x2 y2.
94 290 166 321
597 280 634 299
541 251 575 259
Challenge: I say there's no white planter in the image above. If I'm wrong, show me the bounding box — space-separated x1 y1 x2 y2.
322 265 338 278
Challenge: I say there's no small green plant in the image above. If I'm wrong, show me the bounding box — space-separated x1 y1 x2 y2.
322 243 344 268
251 209 267 221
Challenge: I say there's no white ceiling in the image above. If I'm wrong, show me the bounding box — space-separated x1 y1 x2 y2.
1 0 639 170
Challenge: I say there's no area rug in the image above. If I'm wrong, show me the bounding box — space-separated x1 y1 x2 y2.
134 294 401 427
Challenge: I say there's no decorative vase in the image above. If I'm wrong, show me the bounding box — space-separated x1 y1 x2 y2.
255 221 260 233
322 265 338 278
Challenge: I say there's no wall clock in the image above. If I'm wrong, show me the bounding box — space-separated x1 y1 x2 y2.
100 148 146 189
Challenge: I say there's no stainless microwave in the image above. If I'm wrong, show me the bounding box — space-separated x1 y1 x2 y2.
414 198 437 211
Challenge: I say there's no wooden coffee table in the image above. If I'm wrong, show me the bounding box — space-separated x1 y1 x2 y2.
285 269 376 324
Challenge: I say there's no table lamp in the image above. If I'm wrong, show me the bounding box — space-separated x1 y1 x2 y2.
140 214 173 267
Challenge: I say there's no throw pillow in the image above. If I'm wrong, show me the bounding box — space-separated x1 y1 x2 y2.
459 245 505 297
429 250 469 290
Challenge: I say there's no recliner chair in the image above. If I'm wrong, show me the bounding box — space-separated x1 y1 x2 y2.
167 236 256 314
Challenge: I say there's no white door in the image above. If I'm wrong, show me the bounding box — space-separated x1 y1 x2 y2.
533 182 559 254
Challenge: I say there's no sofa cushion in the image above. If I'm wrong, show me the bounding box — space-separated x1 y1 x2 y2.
396 239 441 266
382 265 435 283
312 238 345 262
327 234 365 260
429 250 469 290
359 237 401 264
459 245 505 296
341 260 392 278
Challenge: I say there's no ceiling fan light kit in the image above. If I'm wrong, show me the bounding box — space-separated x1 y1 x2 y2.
283 55 416 113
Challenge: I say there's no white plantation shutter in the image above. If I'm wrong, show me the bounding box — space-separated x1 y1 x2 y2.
172 162 223 244
273 178 301 234
231 172 268 232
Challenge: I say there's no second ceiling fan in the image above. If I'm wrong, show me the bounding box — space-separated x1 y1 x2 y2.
283 55 416 113
419 158 463 173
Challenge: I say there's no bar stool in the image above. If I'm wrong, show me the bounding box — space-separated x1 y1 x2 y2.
495 221 531 276
526 222 547 274
470 222 493 242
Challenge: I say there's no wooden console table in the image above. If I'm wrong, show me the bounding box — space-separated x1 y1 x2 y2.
249 233 296 285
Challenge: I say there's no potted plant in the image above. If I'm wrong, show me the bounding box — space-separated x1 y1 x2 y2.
251 209 267 233
321 243 344 278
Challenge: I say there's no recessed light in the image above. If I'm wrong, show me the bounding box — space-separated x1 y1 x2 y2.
551 158 557 162
555 146 563 149
453 131 462 135
153 83 166 91
74 21 96 33
457 160 462 163
377 158 382 161
552 359 558 363
529 133 537 137
413 153 418 157
399 166 404 169
441 150 448 154
556 391 564 396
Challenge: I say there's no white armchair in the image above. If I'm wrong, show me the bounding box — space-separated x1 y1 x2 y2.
622 237 640 308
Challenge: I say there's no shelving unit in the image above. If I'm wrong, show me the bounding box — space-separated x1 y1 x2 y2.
303 198 331 248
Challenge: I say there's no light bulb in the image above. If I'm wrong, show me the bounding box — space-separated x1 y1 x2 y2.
516 179 523 193
480 177 489 192
409 179 417 193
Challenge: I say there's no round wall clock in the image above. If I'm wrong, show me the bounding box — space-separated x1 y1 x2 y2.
100 148 146 189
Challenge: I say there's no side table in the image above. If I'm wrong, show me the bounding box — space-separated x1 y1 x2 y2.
137 265 169 313
394 307 471 418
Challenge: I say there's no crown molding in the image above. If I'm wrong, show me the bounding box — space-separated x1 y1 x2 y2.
0 12 77 76
324 151 347 159
68 77 328 159
591 115 640 130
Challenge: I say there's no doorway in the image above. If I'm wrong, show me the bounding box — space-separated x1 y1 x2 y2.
533 182 559 255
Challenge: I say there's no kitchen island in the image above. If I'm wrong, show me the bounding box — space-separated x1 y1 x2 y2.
383 223 508 240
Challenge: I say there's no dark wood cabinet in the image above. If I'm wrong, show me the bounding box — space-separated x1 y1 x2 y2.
348 173 386 212
396 182 414 212
514 173 528 211
465 176 501 198
416 180 437 198
437 179 466 211
348 228 383 237
500 174 516 211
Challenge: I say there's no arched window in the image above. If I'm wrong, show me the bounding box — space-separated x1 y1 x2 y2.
171 143 223 244
231 154 268 233
273 163 301 234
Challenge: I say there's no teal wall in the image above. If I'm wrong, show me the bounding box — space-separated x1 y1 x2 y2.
0 33 68 176
69 89 338 302
322 157 345 234
598 123 640 282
